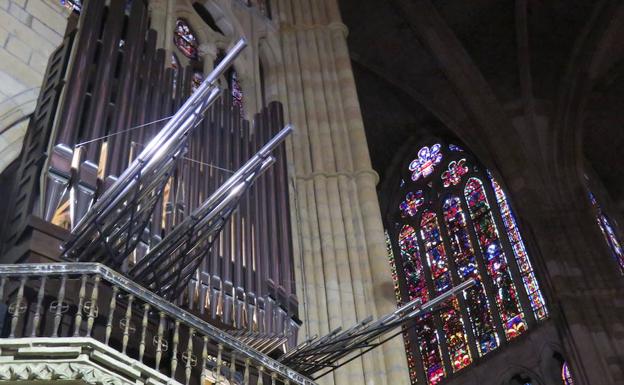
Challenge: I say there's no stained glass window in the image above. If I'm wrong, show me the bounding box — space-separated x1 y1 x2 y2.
174 18 199 60
60 0 81 12
400 190 425 218
562 362 574 385
191 71 204 94
231 70 244 113
449 144 464 152
386 140 548 384
589 191 624 274
442 197 498 356
491 175 548 320
420 211 472 371
442 159 469 187
465 177 526 340
409 144 443 181
399 225 445 384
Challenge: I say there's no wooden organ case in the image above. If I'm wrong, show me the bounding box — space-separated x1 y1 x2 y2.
0 0 299 349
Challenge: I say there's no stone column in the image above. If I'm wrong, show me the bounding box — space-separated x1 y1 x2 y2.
271 0 410 384
148 0 169 49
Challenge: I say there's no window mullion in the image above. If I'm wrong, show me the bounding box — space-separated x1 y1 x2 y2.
458 195 507 345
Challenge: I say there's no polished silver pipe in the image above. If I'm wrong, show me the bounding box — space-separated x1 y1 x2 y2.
129 125 292 277
151 157 277 290
66 38 247 255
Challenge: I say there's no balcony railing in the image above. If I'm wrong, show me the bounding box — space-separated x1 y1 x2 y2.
0 263 315 385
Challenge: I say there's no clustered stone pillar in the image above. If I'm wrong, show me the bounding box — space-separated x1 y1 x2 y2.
272 1 410 384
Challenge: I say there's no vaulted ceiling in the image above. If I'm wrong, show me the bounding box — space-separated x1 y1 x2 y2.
338 0 624 211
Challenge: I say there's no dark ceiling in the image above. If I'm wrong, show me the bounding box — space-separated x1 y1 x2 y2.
338 0 624 210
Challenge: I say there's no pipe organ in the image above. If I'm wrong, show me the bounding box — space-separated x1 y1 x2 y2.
1 0 299 349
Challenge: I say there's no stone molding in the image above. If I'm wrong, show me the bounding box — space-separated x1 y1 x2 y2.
0 362 126 385
0 338 179 385
278 21 349 37
295 168 380 185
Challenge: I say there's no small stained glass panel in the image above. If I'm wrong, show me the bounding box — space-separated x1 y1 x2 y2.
174 18 199 60
443 197 499 356
442 158 469 187
409 144 443 181
562 362 574 385
399 225 446 384
191 71 204 93
589 191 624 274
420 211 472 372
465 178 527 340
400 190 425 218
491 175 548 320
231 71 244 113
60 0 81 12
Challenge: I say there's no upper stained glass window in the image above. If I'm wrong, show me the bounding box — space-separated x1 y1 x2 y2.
449 144 464 152
174 18 199 60
191 71 204 94
231 70 244 113
442 158 469 187
60 0 81 12
588 191 624 274
386 140 548 385
409 144 443 181
562 361 574 385
400 190 425 218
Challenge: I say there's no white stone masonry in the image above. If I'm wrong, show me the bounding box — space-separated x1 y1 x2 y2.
0 0 69 173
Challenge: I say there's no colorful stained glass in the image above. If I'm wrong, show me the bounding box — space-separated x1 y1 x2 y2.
385 230 402 303
409 144 443 181
465 178 527 340
387 230 418 385
60 0 81 12
443 197 499 356
449 144 464 152
404 338 420 385
589 191 624 274
399 225 445 384
390 142 550 383
400 226 429 303
491 176 548 320
420 211 472 372
562 362 574 385
442 159 469 187
191 71 204 93
400 190 425 218
231 71 244 113
174 18 199 60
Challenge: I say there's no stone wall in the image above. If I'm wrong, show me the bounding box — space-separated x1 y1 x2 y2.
0 0 68 172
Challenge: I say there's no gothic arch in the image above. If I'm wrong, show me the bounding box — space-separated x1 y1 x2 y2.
198 1 237 37
258 36 285 106
384 137 549 384
552 0 624 196
498 365 544 385
538 343 566 385
174 4 227 53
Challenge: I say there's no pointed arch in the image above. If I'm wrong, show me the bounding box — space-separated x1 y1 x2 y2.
385 139 548 384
